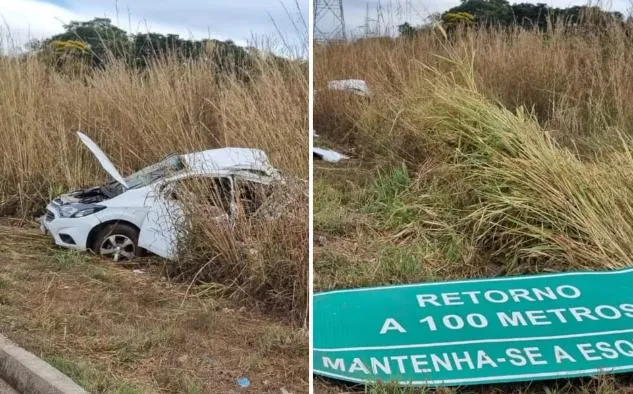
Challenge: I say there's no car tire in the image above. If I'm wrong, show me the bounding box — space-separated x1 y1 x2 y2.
91 223 140 262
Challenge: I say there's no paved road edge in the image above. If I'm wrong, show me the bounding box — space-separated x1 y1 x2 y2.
0 334 86 394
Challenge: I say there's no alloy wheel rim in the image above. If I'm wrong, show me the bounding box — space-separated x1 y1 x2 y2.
99 234 135 262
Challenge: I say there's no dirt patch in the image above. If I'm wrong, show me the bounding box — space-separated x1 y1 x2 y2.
0 224 307 393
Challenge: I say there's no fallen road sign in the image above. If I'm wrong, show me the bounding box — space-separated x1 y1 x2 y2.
313 268 633 387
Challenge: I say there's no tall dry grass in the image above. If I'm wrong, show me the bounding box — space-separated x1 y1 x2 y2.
316 22 633 158
315 20 633 277
0 50 308 321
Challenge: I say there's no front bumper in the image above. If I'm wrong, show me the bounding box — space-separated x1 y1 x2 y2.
39 205 100 250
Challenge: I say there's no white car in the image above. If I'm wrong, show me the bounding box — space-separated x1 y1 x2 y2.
39 132 282 262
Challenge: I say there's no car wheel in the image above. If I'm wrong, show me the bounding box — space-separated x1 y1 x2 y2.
92 223 140 262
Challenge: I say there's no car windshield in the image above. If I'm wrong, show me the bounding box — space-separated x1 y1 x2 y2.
124 155 186 189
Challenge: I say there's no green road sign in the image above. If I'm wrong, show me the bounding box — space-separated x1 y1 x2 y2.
313 268 633 387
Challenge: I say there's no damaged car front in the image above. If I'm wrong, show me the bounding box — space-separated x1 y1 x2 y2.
39 131 284 263
39 142 186 261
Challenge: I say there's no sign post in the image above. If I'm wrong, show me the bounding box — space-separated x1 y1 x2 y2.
314 268 633 386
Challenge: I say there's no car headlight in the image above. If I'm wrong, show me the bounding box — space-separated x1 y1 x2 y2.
58 204 106 218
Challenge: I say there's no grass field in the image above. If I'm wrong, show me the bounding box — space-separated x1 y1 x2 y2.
0 40 308 392
313 19 633 393
0 222 307 393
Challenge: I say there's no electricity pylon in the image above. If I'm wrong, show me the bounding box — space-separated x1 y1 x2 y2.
314 0 347 41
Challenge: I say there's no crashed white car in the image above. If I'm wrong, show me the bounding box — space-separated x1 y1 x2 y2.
39 132 282 262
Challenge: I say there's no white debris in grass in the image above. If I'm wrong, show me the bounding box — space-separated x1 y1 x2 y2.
327 79 370 97
313 147 349 162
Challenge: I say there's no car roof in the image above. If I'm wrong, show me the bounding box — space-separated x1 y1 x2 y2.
179 147 277 176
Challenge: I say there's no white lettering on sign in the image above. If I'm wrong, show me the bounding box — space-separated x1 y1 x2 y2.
315 269 633 387
371 357 391 374
442 293 464 306
416 285 582 308
525 310 552 326
411 355 431 373
554 345 576 363
477 350 498 368
417 294 440 307
349 358 370 374
497 311 526 327
381 302 633 336
578 343 601 361
558 285 581 299
525 347 547 365
319 338 633 377
322 356 345 371
493 304 633 329
380 318 407 334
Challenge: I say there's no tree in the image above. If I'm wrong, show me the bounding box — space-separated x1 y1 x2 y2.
29 17 295 81
438 1 625 31
446 0 513 26
46 18 130 68
442 12 475 30
398 22 418 38
511 3 549 29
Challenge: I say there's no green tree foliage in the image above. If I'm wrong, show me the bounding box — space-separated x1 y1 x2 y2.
448 0 513 26
442 12 476 30
398 22 418 38
47 18 129 68
30 17 268 78
444 1 623 29
397 2 625 37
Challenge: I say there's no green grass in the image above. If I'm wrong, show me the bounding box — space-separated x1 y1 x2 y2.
370 245 434 284
257 325 309 358
365 382 434 394
47 249 111 281
111 327 176 364
315 240 441 290
45 355 142 393
314 23 633 394
314 180 358 236
314 61 633 393
362 164 420 230
178 375 204 394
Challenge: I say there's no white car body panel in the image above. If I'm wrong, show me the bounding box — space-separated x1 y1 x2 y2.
327 79 370 97
181 147 273 174
137 194 185 260
40 131 279 261
77 132 129 189
41 209 101 249
313 147 349 162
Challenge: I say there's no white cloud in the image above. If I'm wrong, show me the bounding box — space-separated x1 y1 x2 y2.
0 0 307 53
0 0 80 46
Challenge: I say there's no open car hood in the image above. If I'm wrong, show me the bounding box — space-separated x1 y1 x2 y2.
77 131 129 189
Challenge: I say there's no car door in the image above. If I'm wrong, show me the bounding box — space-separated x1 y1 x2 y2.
138 175 236 260
137 182 186 260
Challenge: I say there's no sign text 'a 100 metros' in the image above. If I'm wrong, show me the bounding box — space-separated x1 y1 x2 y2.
313 268 633 386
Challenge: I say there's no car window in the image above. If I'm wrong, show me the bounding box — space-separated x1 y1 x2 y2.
125 156 186 189
234 179 273 215
170 176 233 215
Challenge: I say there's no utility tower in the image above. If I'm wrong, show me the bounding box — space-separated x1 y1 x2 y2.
314 0 347 41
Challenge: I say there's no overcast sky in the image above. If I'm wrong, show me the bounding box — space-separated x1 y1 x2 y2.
1 0 629 51
319 0 631 38
0 0 308 55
